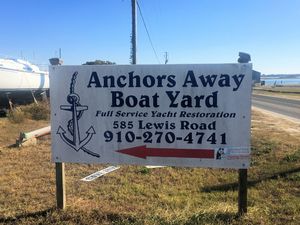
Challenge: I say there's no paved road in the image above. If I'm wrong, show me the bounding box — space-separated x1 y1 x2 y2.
252 94 300 120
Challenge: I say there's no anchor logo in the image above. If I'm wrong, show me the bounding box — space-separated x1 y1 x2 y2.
57 72 100 158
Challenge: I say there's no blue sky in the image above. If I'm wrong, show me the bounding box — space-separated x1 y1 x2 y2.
0 0 299 74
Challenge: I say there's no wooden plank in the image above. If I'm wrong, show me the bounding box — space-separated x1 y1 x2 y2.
55 162 66 209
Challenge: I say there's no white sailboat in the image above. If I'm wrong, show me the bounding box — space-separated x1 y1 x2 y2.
0 58 49 109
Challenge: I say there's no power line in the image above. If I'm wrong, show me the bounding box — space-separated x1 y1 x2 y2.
136 0 161 64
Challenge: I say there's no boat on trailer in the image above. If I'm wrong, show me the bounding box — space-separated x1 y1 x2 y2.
0 58 49 111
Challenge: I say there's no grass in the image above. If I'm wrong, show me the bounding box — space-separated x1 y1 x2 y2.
0 110 299 224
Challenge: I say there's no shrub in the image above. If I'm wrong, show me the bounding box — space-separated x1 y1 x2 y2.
7 109 25 123
22 103 50 120
138 167 151 174
282 149 300 162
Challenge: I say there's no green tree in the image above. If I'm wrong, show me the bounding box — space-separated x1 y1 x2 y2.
83 60 115 65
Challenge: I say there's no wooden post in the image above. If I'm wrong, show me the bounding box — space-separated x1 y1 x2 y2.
55 162 66 209
238 168 247 215
50 58 66 210
237 52 250 216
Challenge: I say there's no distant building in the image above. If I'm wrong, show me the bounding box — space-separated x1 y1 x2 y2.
252 70 261 85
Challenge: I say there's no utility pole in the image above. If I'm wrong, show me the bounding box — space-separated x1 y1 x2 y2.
164 52 169 64
131 0 137 64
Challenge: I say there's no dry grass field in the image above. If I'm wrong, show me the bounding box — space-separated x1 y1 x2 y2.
0 107 300 224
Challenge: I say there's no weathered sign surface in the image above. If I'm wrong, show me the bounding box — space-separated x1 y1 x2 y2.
50 64 252 168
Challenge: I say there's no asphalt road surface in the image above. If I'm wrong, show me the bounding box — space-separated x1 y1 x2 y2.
252 94 300 120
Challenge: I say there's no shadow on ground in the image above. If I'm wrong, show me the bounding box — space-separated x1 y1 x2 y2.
0 208 55 224
202 167 300 192
0 208 241 225
0 208 139 225
184 212 239 225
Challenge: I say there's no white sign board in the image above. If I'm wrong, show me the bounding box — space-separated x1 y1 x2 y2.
50 64 252 169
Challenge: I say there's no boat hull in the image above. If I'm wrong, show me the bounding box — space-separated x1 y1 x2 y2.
0 68 49 108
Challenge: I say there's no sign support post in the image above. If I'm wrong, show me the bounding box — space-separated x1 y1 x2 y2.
238 168 247 215
50 58 66 210
55 162 66 209
237 52 250 215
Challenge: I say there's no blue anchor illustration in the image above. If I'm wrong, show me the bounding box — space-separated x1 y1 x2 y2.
57 72 100 158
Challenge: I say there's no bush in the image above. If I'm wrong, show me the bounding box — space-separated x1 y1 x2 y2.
22 103 50 120
7 103 50 122
8 109 25 123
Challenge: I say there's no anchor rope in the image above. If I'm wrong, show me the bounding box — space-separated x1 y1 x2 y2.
67 72 84 135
